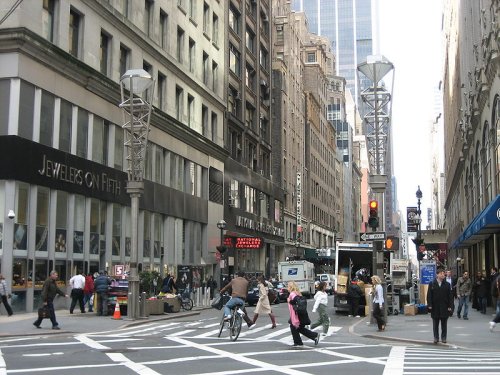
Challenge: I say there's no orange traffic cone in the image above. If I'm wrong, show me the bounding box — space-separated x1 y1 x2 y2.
112 301 122 320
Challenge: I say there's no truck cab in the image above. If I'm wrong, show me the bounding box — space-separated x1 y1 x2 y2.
278 260 315 297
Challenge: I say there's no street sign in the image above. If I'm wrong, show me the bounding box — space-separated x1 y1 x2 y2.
359 232 386 241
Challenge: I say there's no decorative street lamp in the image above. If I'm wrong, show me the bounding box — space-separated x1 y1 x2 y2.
119 69 154 320
216 220 227 292
413 186 424 260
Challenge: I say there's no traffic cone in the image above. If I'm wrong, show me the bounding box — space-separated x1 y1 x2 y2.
112 301 122 320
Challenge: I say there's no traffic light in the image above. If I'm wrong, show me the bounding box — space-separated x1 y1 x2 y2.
368 200 379 230
216 245 227 254
385 236 399 251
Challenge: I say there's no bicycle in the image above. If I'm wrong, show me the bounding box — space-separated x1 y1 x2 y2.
217 296 244 341
177 290 194 311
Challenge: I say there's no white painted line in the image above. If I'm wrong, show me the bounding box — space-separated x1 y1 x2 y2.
106 352 162 375
382 346 405 375
75 334 109 350
169 336 315 375
260 327 290 340
192 328 223 338
23 352 64 357
168 330 195 337
0 349 6 375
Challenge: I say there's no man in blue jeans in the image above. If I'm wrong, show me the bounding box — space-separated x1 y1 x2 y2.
33 271 68 329
220 271 256 329
456 271 472 320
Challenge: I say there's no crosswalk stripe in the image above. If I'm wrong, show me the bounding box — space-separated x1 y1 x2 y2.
168 330 196 337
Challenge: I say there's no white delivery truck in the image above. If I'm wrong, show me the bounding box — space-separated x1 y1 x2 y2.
334 242 373 313
278 260 315 297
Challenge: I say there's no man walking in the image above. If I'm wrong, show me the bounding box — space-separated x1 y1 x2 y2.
94 271 111 316
490 267 499 315
0 274 13 316
33 271 68 329
456 271 472 320
69 270 86 314
427 267 454 344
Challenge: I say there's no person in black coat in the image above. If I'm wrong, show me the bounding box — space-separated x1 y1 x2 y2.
427 267 454 344
347 280 364 317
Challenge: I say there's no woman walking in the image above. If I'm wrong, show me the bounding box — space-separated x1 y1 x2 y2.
371 275 385 331
287 281 320 347
252 275 277 328
310 281 329 335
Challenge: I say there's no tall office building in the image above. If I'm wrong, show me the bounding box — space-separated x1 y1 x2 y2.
292 0 379 113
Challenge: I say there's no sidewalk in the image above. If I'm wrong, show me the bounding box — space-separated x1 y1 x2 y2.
351 305 500 351
0 308 204 338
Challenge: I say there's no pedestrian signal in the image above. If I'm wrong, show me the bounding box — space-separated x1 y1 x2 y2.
368 200 379 230
385 236 399 251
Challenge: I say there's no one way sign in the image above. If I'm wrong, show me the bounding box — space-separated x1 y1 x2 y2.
360 232 386 241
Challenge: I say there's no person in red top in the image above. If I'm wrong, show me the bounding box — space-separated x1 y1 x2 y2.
83 273 95 313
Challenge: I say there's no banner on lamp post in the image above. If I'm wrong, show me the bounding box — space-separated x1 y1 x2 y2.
406 207 419 232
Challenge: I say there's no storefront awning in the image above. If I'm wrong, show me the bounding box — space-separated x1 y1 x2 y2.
452 194 500 248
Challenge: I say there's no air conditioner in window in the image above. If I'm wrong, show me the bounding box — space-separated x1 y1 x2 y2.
259 170 264 176
276 25 283 31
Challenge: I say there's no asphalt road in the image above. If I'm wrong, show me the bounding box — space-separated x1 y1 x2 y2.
1 301 499 375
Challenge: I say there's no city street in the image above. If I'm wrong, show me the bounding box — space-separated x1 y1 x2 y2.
1 300 500 375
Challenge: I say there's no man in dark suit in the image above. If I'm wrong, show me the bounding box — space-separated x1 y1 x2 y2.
427 267 454 344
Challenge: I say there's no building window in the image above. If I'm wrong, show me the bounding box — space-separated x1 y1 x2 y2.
42 0 56 42
40 90 54 147
247 140 257 171
245 102 255 129
260 45 268 68
230 179 240 208
59 100 72 153
144 0 153 37
119 44 130 78
188 0 195 20
202 105 209 137
112 204 121 256
212 13 219 45
92 116 108 165
229 5 240 35
100 31 110 75
260 116 268 140
157 72 166 111
55 191 68 253
203 2 209 34
245 185 256 214
35 187 50 252
189 38 195 73
229 44 240 75
202 52 209 85
187 95 194 127
212 61 218 92
74 195 85 254
76 108 88 158
211 112 217 143
246 27 255 54
114 125 124 170
177 27 185 63
176 86 183 121
307 52 316 63
154 145 164 184
245 64 255 91
160 10 168 49
19 81 34 140
69 8 81 57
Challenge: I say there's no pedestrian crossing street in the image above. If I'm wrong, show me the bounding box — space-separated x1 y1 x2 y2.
88 317 343 343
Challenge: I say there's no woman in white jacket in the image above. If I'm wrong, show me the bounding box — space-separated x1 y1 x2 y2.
252 275 276 328
310 281 329 335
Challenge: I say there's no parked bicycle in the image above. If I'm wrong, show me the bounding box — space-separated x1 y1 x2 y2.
177 289 194 311
217 295 244 341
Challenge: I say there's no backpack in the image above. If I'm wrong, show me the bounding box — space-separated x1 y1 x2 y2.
292 295 308 314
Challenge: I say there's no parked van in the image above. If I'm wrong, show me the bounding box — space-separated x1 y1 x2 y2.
317 274 336 295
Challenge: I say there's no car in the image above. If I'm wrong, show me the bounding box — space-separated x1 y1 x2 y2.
272 281 290 302
246 286 260 306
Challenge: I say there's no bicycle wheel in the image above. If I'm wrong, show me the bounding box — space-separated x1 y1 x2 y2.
229 312 242 341
182 298 194 311
217 313 225 338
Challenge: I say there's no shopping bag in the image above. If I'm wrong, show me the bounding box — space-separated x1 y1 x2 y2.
211 295 223 310
38 306 50 319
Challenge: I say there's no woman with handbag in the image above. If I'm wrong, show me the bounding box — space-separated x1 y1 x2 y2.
251 276 276 328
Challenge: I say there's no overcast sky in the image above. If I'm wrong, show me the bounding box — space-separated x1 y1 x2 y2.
378 0 444 229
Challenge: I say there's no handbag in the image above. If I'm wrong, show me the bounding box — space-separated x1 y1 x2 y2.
38 305 50 319
211 294 229 310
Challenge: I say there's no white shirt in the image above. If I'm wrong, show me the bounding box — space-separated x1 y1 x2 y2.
312 290 328 312
70 274 85 289
373 284 384 305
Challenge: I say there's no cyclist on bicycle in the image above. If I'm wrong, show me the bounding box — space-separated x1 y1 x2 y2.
220 271 256 329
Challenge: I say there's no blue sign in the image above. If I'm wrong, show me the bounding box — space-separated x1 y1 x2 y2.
420 261 436 284
287 268 298 276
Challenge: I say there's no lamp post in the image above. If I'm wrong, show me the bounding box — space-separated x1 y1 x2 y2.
216 220 227 292
412 186 424 260
119 69 154 320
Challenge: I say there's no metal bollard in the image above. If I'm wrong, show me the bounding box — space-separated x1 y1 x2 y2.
139 291 148 318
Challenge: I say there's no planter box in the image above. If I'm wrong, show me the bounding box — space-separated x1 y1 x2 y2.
163 297 181 313
146 300 165 315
